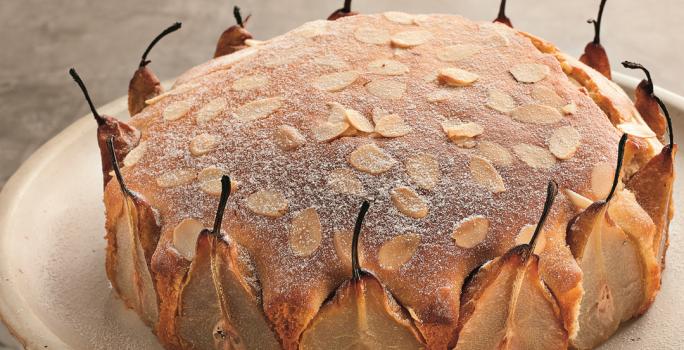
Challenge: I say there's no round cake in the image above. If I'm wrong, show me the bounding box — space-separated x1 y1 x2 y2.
97 11 676 350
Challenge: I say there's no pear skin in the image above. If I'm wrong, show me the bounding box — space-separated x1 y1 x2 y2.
69 68 141 188
622 61 668 142
328 0 357 20
214 6 253 58
579 0 611 79
128 66 163 116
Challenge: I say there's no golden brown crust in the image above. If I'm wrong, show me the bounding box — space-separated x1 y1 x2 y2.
100 12 674 349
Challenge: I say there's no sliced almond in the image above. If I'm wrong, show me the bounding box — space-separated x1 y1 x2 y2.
371 108 391 125
354 26 391 45
531 85 565 108
510 63 550 83
561 102 577 115
274 125 306 151
391 30 433 48
367 59 409 76
477 141 513 166
297 20 329 38
244 39 264 47
375 114 411 137
452 215 489 248
383 11 415 24
564 189 593 211
438 68 479 87
548 126 581 160
590 162 614 200
313 121 350 142
264 51 303 67
515 224 546 254
486 89 516 113
513 144 556 169
510 104 563 124
289 208 322 257
172 218 205 259
617 122 657 138
246 190 288 217
405 153 441 190
469 156 506 193
327 102 348 123
233 97 283 122
195 98 227 124
390 186 429 219
146 83 199 105
189 133 219 156
327 168 364 195
123 141 147 167
156 168 197 188
366 79 406 99
334 230 365 268
378 233 421 270
427 90 453 103
313 71 359 92
232 74 269 91
345 109 375 133
314 55 348 70
442 120 484 146
163 101 193 121
197 167 238 196
437 44 480 62
349 144 396 175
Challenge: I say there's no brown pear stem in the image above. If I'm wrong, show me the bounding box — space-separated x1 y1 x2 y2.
343 0 352 13
496 0 508 21
106 136 132 197
351 200 370 281
233 6 246 28
621 61 654 94
140 22 182 68
212 175 232 236
654 96 675 146
606 133 628 202
528 180 558 255
587 0 608 45
69 68 105 126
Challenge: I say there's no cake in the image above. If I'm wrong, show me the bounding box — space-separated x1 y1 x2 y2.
73 8 676 350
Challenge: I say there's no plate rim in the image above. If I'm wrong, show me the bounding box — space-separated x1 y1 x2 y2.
0 73 681 348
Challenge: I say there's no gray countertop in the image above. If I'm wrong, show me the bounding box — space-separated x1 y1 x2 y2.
1 0 682 347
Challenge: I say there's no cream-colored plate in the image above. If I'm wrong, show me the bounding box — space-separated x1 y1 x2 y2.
0 74 683 349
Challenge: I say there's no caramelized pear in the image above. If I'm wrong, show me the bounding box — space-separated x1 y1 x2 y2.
494 0 512 27
128 22 182 116
626 96 677 265
579 0 611 79
567 134 660 348
456 181 568 350
70 68 140 188
214 6 253 58
328 0 358 21
622 61 668 142
300 201 425 349
105 137 160 326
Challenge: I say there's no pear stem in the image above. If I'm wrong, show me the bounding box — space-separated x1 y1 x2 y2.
351 201 370 281
140 22 182 67
587 0 608 45
654 96 675 147
343 0 352 13
212 175 232 236
622 61 654 94
496 0 508 22
528 180 558 254
606 133 628 202
69 68 105 126
106 136 132 197
233 6 245 27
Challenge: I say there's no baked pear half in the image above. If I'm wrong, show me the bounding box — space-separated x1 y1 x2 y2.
567 134 661 349
104 137 160 326
456 181 568 350
300 202 424 349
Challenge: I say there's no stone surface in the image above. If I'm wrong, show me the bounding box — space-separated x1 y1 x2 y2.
0 0 682 347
